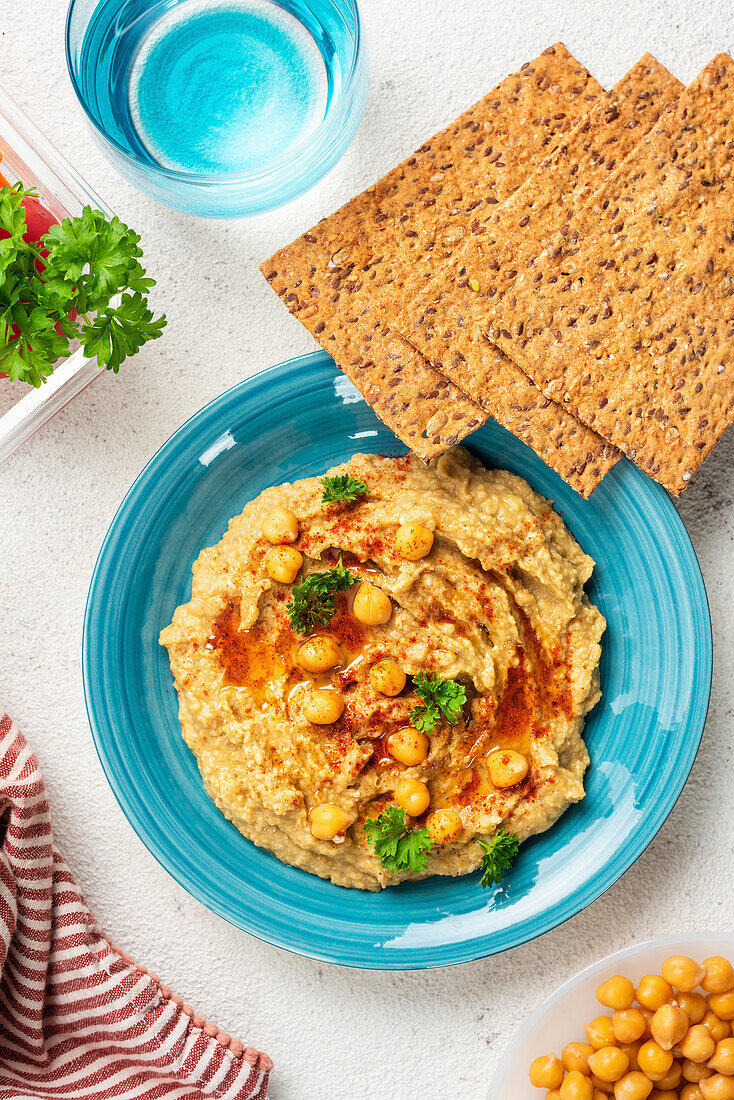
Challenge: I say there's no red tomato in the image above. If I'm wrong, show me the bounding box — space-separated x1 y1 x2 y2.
21 196 59 250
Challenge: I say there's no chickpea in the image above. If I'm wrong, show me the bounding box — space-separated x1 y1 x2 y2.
352 581 392 626
663 957 708 994
700 1078 734 1100
530 1055 565 1089
589 1047 630 1083
679 1026 716 1064
638 1040 674 1081
594 1092 612 1100
369 659 406 696
681 1086 705 1100
652 1004 690 1050
646 1092 674 1100
598 977 637 1012
614 1010 649 1043
702 959 734 996
563 1043 596 1075
487 749 529 789
682 1059 714 1083
395 521 434 561
426 808 463 845
303 689 344 725
587 1018 618 1050
264 545 303 583
702 1012 731 1044
638 976 676 1012
678 993 708 1025
709 1037 734 1075
262 505 299 544
560 1071 594 1100
309 803 351 840
708 992 734 1022
298 635 341 672
395 778 430 817
654 1059 682 1090
548 1093 562 1100
613 1072 653 1100
388 727 430 767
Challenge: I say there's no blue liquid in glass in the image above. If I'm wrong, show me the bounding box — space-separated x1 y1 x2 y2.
130 0 327 173
76 0 337 176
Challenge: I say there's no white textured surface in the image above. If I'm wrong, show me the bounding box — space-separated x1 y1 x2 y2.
1 3 733 1098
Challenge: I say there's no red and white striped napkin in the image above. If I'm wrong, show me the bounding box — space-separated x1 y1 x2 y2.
0 714 271 1100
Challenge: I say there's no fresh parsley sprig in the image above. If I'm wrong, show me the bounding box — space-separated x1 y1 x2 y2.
364 804 434 874
478 829 519 888
320 474 369 505
408 672 467 734
0 184 165 387
286 556 358 635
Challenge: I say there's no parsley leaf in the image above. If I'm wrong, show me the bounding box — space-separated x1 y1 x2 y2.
364 804 405 868
408 672 467 734
478 829 519 888
364 805 434 873
0 183 36 276
0 190 165 387
408 703 439 735
80 291 167 373
286 556 358 634
320 474 370 505
0 300 69 386
42 209 153 312
395 827 434 873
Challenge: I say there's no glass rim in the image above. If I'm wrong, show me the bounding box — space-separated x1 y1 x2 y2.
65 0 365 187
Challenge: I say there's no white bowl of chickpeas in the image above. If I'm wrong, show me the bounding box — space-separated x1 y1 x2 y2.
489 933 734 1100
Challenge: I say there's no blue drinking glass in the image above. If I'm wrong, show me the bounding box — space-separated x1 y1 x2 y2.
66 0 368 217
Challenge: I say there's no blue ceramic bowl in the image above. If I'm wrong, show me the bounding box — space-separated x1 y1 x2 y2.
83 352 712 969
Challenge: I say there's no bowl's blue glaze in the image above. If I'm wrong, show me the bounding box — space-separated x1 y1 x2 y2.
83 352 712 969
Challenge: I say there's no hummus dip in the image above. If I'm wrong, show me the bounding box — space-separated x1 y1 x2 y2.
160 448 604 891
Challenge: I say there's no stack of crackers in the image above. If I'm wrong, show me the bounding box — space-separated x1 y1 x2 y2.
261 44 734 497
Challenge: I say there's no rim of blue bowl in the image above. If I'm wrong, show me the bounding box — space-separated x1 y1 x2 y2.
82 351 713 969
65 0 367 189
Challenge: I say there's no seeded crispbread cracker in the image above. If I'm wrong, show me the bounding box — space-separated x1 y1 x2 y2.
260 44 603 462
476 53 734 494
397 55 682 493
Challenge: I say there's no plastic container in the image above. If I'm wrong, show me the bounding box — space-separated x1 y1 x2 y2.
0 85 112 465
65 0 369 217
489 931 734 1099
